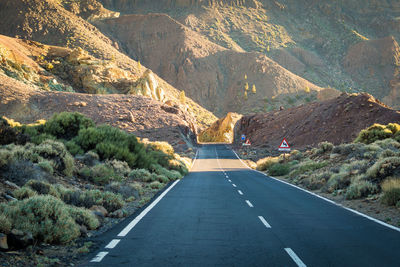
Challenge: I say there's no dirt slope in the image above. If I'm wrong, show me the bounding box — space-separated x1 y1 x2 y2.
0 0 217 128
234 93 400 151
96 13 329 116
0 74 197 152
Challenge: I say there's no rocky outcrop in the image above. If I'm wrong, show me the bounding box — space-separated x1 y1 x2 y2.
343 36 400 108
62 0 120 22
198 112 242 143
234 93 400 151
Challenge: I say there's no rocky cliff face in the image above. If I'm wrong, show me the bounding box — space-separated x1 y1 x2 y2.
97 0 400 109
96 13 327 116
343 36 400 108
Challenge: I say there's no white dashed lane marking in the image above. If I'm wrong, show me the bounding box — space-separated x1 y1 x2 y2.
232 184 237 188
90 252 109 263
105 239 120 249
258 216 271 228
245 200 254 208
285 248 307 267
238 190 243 195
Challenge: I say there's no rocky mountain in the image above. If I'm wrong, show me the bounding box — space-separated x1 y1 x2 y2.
95 13 336 116
98 0 400 109
234 93 400 151
0 0 217 131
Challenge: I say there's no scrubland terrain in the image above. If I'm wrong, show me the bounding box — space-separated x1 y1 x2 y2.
0 0 399 265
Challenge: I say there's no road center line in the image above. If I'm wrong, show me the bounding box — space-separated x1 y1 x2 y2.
258 216 271 228
238 190 243 195
90 252 109 263
230 148 400 233
118 180 180 237
105 239 121 249
232 184 237 187
245 200 254 208
284 248 307 267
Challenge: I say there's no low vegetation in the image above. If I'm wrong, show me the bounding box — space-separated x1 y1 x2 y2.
256 123 400 207
0 112 191 246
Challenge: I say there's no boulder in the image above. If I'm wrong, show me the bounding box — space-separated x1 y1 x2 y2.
8 229 33 250
0 233 8 250
90 205 108 217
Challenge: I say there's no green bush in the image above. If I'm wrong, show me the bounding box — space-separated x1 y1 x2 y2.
151 164 182 180
13 186 37 200
0 149 13 168
268 163 290 176
44 112 94 140
37 160 54 174
289 160 328 178
31 140 75 176
105 159 131 177
300 173 329 190
316 141 334 154
154 174 169 183
366 157 400 182
74 125 155 169
354 123 399 144
0 213 12 234
325 172 351 192
78 190 124 212
129 168 153 182
25 180 60 198
149 181 163 189
67 206 100 230
345 180 378 199
65 140 84 155
80 164 122 185
2 195 80 244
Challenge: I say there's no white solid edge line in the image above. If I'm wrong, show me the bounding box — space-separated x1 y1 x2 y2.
90 252 109 263
285 248 307 267
245 200 254 208
191 149 199 169
105 239 120 249
258 216 271 228
232 184 237 187
238 190 243 195
118 180 180 237
231 149 400 233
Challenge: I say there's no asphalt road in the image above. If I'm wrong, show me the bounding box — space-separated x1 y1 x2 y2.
83 144 400 267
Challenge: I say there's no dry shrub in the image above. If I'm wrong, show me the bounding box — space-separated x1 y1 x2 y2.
366 157 400 182
381 178 400 206
256 156 279 171
345 179 378 200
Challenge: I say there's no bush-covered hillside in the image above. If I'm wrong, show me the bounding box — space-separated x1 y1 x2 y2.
256 123 400 210
0 112 191 247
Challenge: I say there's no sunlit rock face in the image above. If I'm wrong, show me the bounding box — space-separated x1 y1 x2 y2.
100 0 262 10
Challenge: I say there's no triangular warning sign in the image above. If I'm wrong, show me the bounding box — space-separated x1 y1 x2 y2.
279 138 290 149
